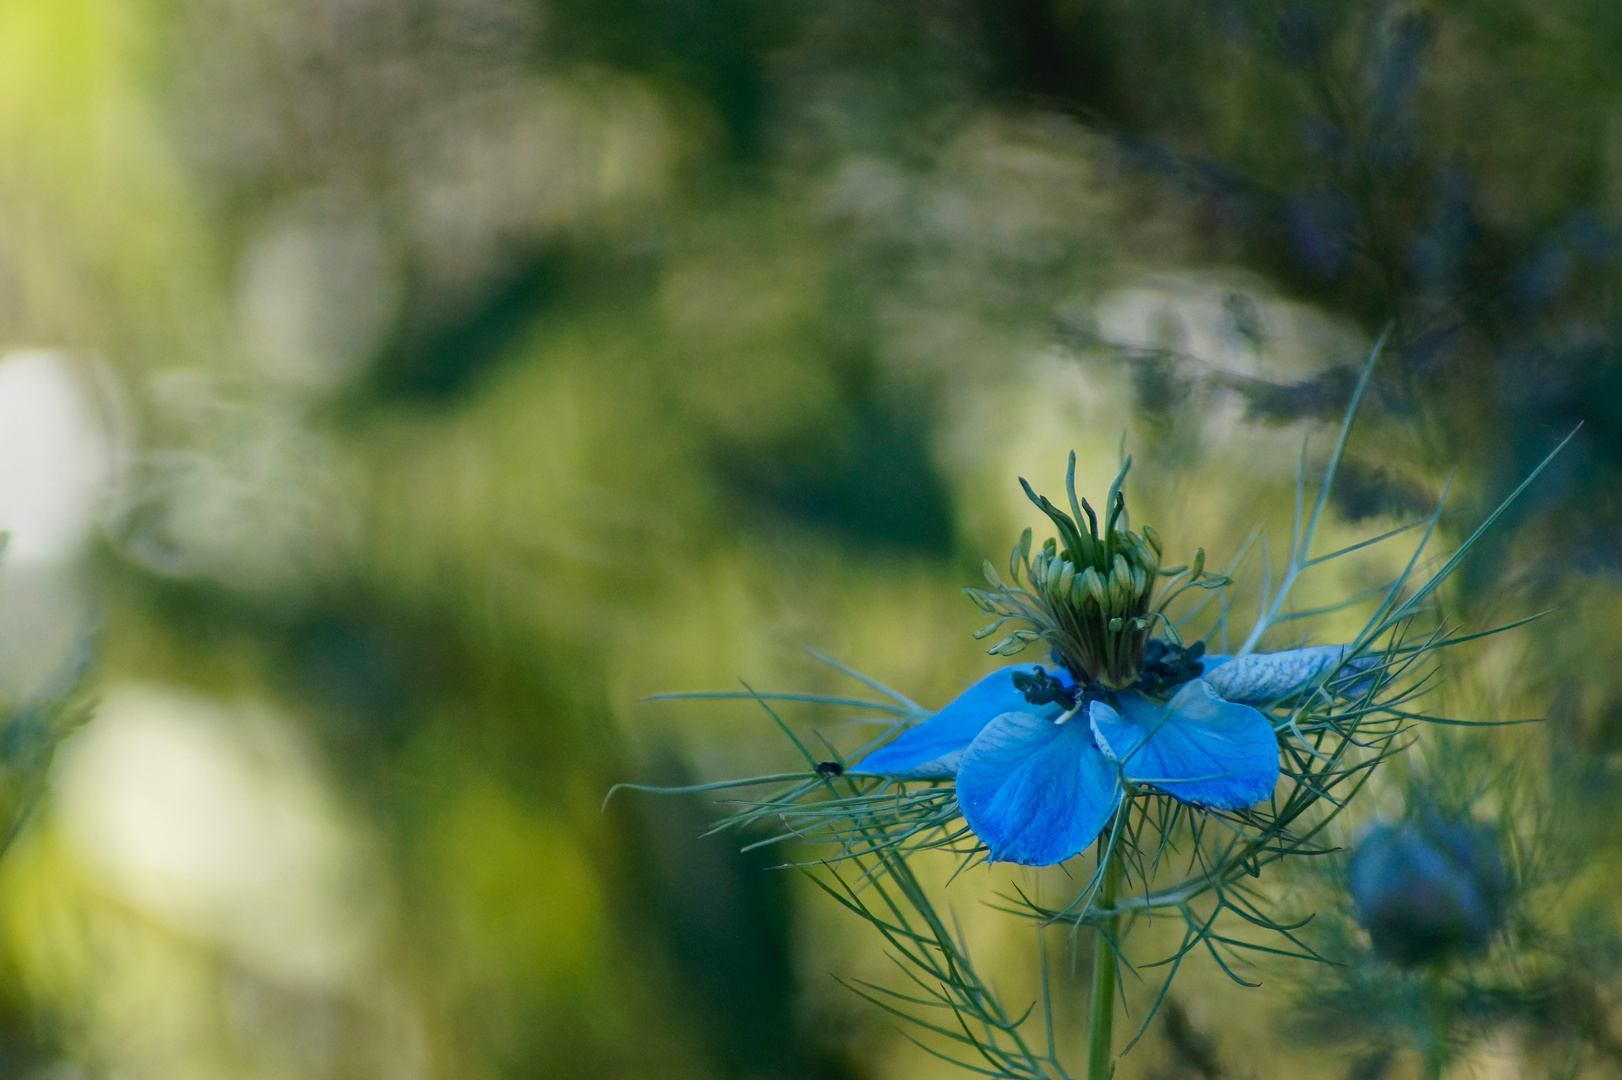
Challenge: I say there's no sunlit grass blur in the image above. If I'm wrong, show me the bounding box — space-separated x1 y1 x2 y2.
0 1 1619 1078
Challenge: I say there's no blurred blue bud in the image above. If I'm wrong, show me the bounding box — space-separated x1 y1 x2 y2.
1348 810 1508 967
1285 191 1356 279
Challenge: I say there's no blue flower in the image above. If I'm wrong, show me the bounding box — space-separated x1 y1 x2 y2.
1348 810 1508 966
859 645 1357 866
893 454 1375 865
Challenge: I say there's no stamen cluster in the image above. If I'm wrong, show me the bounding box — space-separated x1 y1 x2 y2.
966 453 1226 689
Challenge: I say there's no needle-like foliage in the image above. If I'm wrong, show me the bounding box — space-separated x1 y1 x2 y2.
616 341 1572 1077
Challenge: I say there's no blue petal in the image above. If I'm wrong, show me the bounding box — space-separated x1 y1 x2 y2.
859 664 1054 779
1199 645 1358 704
1088 682 1279 809
956 711 1120 866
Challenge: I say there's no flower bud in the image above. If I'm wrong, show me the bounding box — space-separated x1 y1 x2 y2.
1348 811 1508 967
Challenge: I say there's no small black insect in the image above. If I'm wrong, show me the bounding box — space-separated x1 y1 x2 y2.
815 760 845 776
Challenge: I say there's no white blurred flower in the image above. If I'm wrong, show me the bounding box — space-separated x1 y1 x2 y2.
1090 271 1365 383
110 377 363 593
240 192 402 394
0 351 117 562
0 351 119 699
54 683 387 990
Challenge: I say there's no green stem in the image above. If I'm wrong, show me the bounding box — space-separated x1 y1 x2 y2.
1422 965 1449 1080
1087 852 1121 1080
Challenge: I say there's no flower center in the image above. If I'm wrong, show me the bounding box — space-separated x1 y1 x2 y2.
1026 529 1157 688
1009 664 1077 709
967 452 1230 690
1133 638 1208 697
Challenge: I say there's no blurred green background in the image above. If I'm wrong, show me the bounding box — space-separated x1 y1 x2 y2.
0 1 1619 1077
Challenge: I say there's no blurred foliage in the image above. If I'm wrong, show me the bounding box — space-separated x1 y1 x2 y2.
1283 727 1622 1078
0 0 1617 1078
